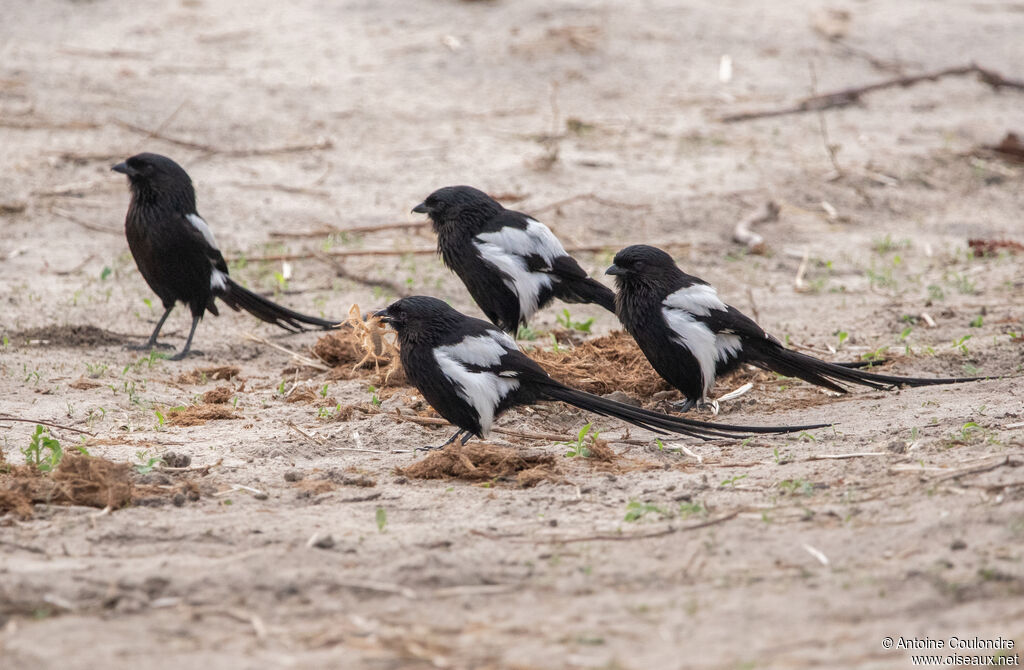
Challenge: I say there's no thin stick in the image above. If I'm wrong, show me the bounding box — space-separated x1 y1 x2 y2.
531 193 652 215
244 241 686 263
115 120 333 157
721 63 1024 123
0 415 96 437
51 207 121 235
243 333 332 370
807 452 887 460
285 421 325 445
732 201 779 250
268 221 430 238
132 100 188 155
931 455 1014 483
315 253 410 297
525 509 742 544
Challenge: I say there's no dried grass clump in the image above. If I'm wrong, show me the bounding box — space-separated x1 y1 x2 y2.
167 404 239 426
313 304 405 386
0 455 134 519
530 331 671 397
397 443 561 487
201 386 233 404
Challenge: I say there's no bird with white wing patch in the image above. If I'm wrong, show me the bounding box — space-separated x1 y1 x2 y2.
375 296 829 450
411 186 617 333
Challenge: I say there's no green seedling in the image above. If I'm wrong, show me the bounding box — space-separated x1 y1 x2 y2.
368 385 381 407
375 507 388 532
951 334 971 355
556 308 594 334
678 502 705 519
516 324 540 341
277 379 287 395
969 315 983 328
100 266 113 281
624 501 668 522
560 423 597 458
835 331 849 349
720 474 747 488
135 450 163 474
319 383 329 398
22 425 63 472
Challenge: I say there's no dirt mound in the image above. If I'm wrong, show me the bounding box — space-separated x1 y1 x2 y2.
167 404 240 426
201 386 234 404
8 325 130 347
398 443 561 487
530 331 671 397
0 455 133 519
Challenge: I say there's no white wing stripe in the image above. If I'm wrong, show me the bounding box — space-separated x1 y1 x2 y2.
473 241 553 322
662 284 727 317
186 213 220 251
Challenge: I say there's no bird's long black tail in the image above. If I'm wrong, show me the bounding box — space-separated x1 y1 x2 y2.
540 382 828 441
219 277 339 331
559 278 617 314
748 341 985 393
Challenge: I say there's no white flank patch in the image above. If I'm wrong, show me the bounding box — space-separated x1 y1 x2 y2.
475 218 567 264
663 283 728 317
186 213 221 251
210 268 228 291
473 241 554 321
432 338 520 438
661 305 719 399
716 332 743 365
435 333 515 368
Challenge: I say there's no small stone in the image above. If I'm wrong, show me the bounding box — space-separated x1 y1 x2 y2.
951 539 967 551
162 452 192 468
886 440 906 454
253 491 269 500
172 493 186 507
602 390 641 407
312 534 335 550
283 470 302 482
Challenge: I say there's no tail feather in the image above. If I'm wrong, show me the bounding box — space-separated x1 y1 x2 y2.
219 277 339 331
559 278 617 314
750 343 984 391
541 382 828 441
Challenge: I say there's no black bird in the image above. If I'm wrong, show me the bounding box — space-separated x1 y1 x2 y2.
607 244 984 410
375 296 827 448
113 152 337 360
411 186 616 333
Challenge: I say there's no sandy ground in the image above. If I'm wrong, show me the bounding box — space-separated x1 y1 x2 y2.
2 0 1024 668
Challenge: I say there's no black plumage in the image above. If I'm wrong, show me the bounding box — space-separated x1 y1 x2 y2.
375 296 827 448
607 244 985 410
411 185 616 333
113 153 337 360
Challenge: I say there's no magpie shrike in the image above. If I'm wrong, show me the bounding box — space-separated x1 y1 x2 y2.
411 186 616 333
375 296 827 448
607 244 985 410
113 153 337 360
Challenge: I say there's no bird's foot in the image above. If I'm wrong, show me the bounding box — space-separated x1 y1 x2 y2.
126 341 175 351
168 349 203 362
670 399 697 413
414 444 446 452
700 399 721 417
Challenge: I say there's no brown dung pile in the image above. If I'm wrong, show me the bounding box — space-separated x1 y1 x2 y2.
0 454 134 519
530 331 672 397
398 443 561 487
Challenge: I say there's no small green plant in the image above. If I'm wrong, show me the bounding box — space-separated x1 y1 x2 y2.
368 385 381 407
969 315 983 328
556 308 594 334
134 450 163 474
624 501 667 522
720 474 748 488
516 324 540 341
2 334 9 348
678 502 705 519
777 479 814 495
560 423 597 458
898 326 913 341
153 409 166 431
22 425 63 472
835 330 849 349
277 379 287 395
549 333 562 353
951 334 972 355
100 266 113 281
375 506 388 532
319 383 329 398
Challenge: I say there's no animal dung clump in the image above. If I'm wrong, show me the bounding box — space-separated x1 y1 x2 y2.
0 455 134 519
398 443 560 487
530 331 672 398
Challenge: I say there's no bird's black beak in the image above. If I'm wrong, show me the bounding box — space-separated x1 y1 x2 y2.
111 161 132 176
411 201 429 214
372 308 392 324
605 264 626 276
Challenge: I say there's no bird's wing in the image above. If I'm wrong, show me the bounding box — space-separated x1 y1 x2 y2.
475 211 586 278
431 327 531 435
184 212 230 277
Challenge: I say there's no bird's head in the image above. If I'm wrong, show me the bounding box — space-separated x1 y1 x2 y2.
374 295 459 341
112 153 196 207
606 245 680 287
411 185 502 233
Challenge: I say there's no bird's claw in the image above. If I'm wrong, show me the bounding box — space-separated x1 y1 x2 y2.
670 399 697 413
415 444 445 452
168 349 202 361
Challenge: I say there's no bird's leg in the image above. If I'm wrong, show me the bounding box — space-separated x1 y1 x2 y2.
670 398 697 413
416 429 464 452
459 431 474 445
127 305 176 350
168 315 203 361
699 398 721 417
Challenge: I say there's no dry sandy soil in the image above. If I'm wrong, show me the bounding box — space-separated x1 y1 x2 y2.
2 1 1024 668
